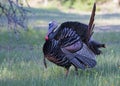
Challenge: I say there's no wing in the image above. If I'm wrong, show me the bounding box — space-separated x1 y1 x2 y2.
61 43 97 69
54 3 96 44
52 22 87 53
55 21 88 43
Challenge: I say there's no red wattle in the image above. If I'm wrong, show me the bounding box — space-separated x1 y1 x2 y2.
45 36 48 40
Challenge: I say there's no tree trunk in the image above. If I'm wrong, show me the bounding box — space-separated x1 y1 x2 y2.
119 0 120 6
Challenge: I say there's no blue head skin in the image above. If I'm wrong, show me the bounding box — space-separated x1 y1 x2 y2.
45 21 58 40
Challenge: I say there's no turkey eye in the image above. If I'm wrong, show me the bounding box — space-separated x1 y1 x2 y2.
49 23 53 30
49 23 51 26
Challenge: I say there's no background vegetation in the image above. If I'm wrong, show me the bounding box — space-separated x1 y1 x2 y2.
0 28 120 86
32 0 120 11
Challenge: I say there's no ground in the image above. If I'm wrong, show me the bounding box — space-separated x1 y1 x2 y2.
0 3 120 86
96 25 120 32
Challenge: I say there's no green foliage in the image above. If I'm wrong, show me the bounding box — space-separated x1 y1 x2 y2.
96 0 111 4
0 28 120 86
61 0 95 11
0 6 120 86
56 0 111 11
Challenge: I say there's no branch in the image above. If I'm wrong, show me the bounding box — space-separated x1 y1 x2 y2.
0 0 30 32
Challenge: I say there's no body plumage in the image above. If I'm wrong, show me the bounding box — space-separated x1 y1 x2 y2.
43 3 105 76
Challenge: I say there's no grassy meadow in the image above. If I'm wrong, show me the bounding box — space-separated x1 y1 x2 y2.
0 8 120 86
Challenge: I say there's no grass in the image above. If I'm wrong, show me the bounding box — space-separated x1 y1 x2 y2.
0 7 120 86
0 28 120 86
27 7 120 28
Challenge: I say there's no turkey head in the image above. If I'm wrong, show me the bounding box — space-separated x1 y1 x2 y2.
45 21 58 40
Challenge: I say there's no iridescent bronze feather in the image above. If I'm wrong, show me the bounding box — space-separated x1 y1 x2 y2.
43 3 105 76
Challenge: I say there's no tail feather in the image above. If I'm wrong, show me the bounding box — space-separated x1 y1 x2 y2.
87 2 96 42
89 40 106 55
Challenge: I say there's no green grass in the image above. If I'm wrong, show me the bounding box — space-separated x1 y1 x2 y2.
0 28 120 86
27 7 120 28
0 6 120 86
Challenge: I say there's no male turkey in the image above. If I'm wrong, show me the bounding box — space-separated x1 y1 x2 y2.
43 3 105 76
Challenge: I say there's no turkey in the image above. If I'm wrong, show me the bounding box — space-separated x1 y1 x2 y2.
43 3 105 76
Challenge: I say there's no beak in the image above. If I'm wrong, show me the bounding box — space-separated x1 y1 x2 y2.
45 32 56 40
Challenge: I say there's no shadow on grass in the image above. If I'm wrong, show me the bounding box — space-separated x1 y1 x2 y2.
27 7 120 26
0 7 120 30
28 7 89 28
0 29 45 64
